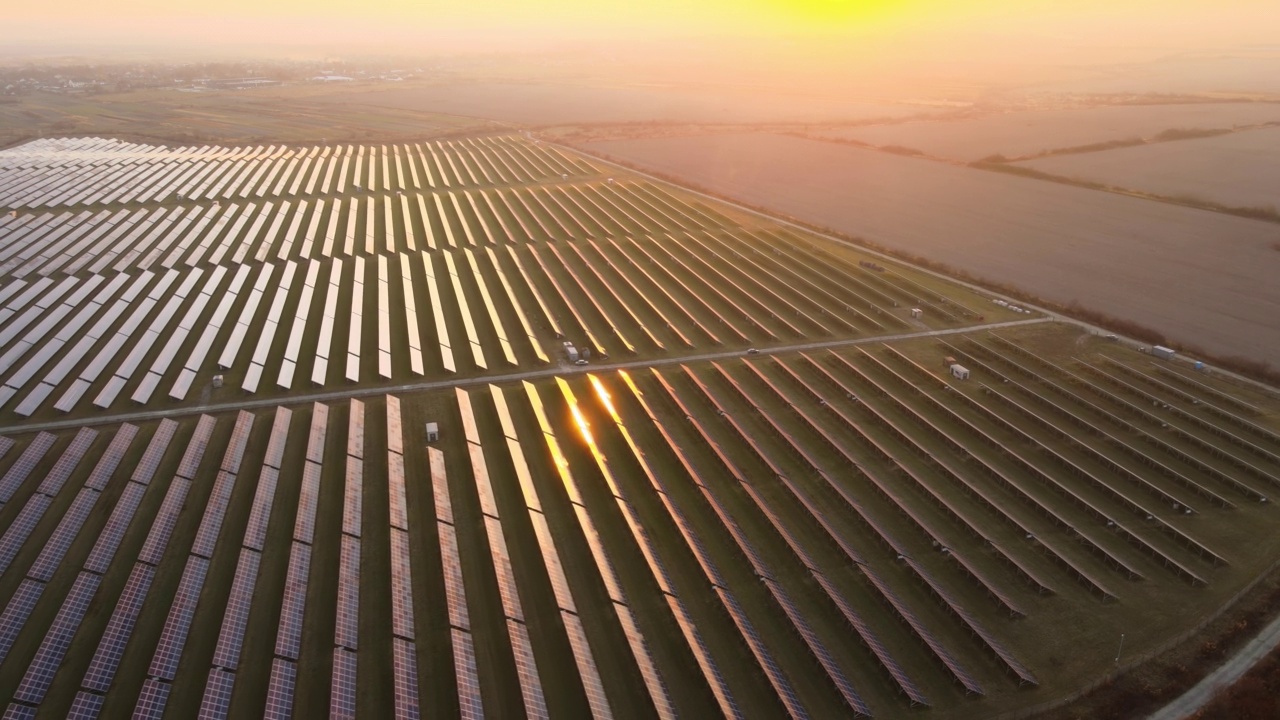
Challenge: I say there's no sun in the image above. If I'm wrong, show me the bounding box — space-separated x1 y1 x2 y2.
755 0 915 26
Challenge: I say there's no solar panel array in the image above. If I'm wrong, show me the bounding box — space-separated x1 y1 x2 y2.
381 395 423 718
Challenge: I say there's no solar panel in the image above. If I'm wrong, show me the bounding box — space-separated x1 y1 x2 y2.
2 702 36 719
176 415 217 480
343 457 363 538
149 555 209 680
572 505 626 606
257 408 292 471
132 420 178 485
0 432 56 503
294 462 322 545
83 423 137 491
386 395 404 455
330 648 358 720
27 487 97 581
503 619 549 720
388 453 409 531
306 403 329 463
220 407 254 474
133 678 172 720
392 638 421 720
335 535 360 650
436 524 469 632
390 528 415 640
0 580 44 665
0 494 53 575
528 512 576 614
614 604 676 720
211 547 262 670
468 443 500 520
264 658 297 720
451 629 485 720
191 470 237 559
347 398 365 458
82 563 155 691
242 466 281 552
429 447 452 524
66 692 105 720
13 571 101 703
136 477 191 567
506 439 542 514
275 542 311 660
561 613 612 720
197 667 235 720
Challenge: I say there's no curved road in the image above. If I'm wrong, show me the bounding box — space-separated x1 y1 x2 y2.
1147 611 1280 720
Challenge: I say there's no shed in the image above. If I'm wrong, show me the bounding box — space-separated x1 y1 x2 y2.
950 364 970 380
1153 346 1176 361
212 375 224 389
943 355 957 368
567 346 580 362
425 422 439 443
910 308 923 319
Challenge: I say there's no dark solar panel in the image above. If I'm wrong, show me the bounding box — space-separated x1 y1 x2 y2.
211 548 261 670
507 619 548 720
438 523 470 631
388 453 409 531
219 411 255 474
197 667 235 720
148 556 209 681
306 404 329 464
82 563 155 691
0 433 55 504
390 528 415 640
13 571 101 703
335 536 360 650
293 462 322 545
713 586 809 720
36 426 97 496
430 448 453 524
136 477 191 567
392 638 421 720
615 604 676 720
176 415 217 480
347 399 365 459
342 457 363 538
261 407 292 469
274 542 310 660
66 692 105 720
263 658 297 720
329 648 358 720
387 395 404 456
451 629 485 720
559 614 610 719
191 470 237 559
664 595 742 719
243 467 280 552
27 487 96 581
528 512 575 614
132 678 171 719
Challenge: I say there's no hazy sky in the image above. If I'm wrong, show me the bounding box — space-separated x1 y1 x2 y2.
8 0 1280 55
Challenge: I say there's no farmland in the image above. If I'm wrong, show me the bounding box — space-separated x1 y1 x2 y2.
0 126 1279 720
1016 125 1280 210
806 102 1280 162
580 132 1280 368
307 82 946 127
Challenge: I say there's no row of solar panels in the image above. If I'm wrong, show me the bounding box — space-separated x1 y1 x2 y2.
0 135 593 210
0 250 549 416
